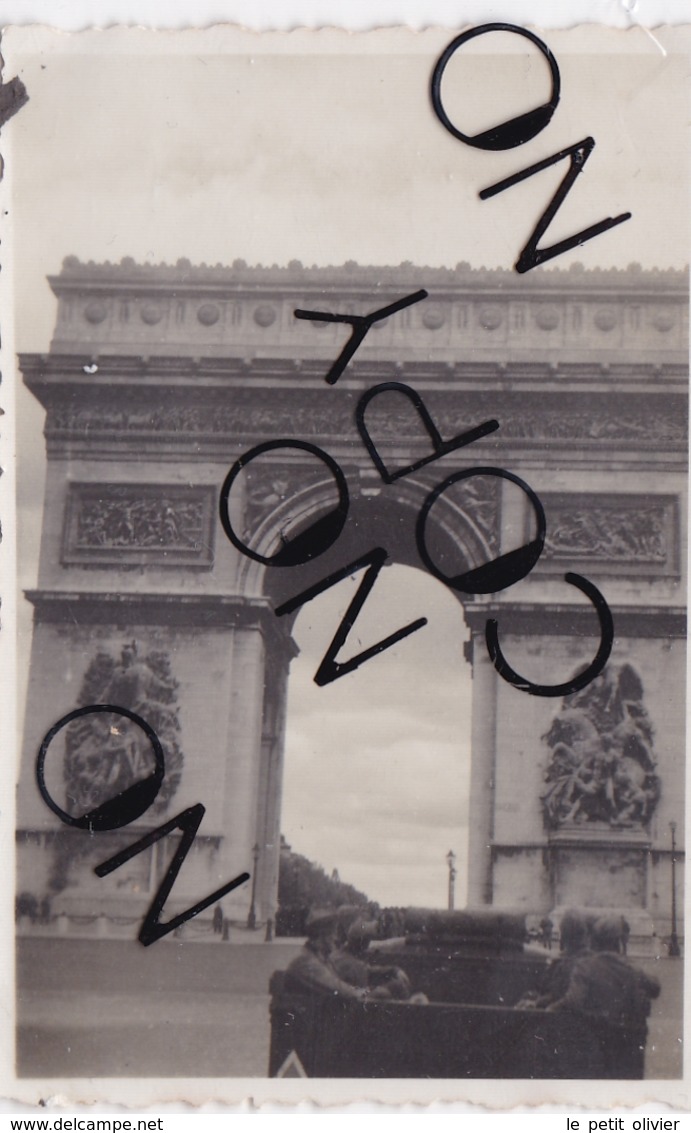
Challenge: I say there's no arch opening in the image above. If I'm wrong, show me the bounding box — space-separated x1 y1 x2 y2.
258 488 478 918
281 561 472 911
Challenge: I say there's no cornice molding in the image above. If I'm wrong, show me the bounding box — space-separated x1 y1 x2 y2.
25 589 295 649
463 603 687 638
38 258 689 364
20 352 689 388
29 591 685 639
51 256 689 297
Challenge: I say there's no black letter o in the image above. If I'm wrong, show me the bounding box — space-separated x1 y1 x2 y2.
416 466 545 594
36 704 165 831
485 572 614 696
219 439 349 567
431 23 560 151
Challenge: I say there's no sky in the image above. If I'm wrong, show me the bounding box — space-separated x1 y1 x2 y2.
4 23 689 908
284 565 471 908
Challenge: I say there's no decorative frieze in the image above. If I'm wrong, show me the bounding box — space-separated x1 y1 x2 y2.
46 400 688 449
499 410 686 445
62 483 215 566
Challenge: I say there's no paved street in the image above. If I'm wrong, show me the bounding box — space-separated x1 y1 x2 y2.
17 936 302 1079
16 937 683 1079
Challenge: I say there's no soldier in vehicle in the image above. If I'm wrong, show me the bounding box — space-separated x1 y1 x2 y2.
284 909 375 1000
541 909 592 1004
545 915 660 1076
332 913 413 1001
516 908 591 1009
547 916 659 1017
539 915 554 950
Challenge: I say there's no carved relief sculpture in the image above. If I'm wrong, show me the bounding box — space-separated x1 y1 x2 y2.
243 464 329 533
48 643 185 894
63 484 214 566
414 468 501 556
543 500 669 565
541 664 660 830
64 642 185 816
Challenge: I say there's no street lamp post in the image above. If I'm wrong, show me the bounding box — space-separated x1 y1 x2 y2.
669 822 681 957
446 849 457 912
247 842 260 930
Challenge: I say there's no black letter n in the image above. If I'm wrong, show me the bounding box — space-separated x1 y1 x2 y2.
275 547 427 685
95 804 249 946
480 136 631 273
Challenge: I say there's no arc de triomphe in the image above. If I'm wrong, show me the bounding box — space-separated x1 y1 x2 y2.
17 259 686 942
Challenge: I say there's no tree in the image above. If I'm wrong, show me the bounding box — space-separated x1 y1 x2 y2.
276 838 373 936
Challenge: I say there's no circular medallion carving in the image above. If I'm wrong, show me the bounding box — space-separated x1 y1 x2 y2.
535 305 559 331
84 301 107 325
140 303 163 325
422 306 445 330
653 311 674 332
254 304 277 328
478 304 502 331
197 303 220 326
594 308 617 332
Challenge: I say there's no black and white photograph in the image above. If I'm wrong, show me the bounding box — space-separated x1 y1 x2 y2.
1 15 688 1108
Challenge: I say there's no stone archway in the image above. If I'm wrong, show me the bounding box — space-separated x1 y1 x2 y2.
18 258 686 942
250 481 482 923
